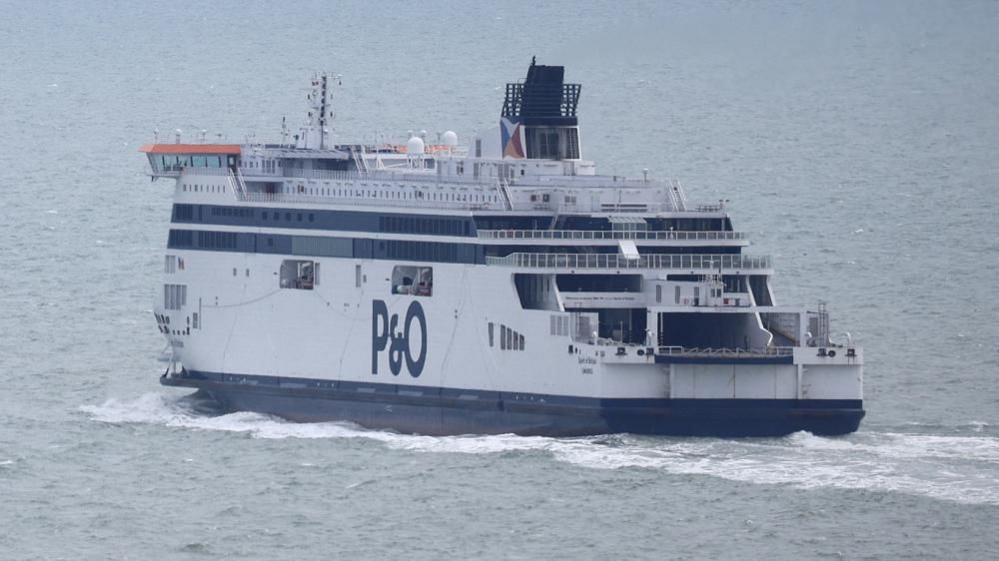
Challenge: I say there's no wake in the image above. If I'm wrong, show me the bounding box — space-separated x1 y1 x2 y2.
81 393 999 505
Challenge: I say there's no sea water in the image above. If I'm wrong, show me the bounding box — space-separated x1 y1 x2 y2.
1 1 998 559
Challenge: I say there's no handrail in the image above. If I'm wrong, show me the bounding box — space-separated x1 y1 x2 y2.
498 178 514 211
486 252 772 270
227 168 248 198
656 346 794 357
477 229 746 241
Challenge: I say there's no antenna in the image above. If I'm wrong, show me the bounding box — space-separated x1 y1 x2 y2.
318 74 328 149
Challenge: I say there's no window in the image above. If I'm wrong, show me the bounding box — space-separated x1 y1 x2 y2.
164 284 187 310
165 255 176 274
172 204 195 221
280 260 316 290
391 265 433 297
564 129 579 159
498 323 526 351
197 231 237 250
355 264 362 287
550 315 560 336
488 322 494 347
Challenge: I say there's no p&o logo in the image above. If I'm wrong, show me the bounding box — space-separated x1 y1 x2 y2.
371 300 427 377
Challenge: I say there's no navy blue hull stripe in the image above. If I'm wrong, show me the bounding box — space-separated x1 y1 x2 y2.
162 370 864 437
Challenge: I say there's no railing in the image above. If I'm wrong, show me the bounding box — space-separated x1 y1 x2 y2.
477 229 746 241
666 178 688 211
656 346 794 358
234 191 504 210
170 167 723 215
487 253 772 270
281 167 490 185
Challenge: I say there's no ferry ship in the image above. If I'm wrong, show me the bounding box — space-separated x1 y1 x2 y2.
146 61 864 436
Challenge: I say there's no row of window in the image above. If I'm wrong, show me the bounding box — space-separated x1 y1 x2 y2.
154 155 226 170
379 215 470 236
172 204 476 238
378 240 472 263
262 210 314 223
211 206 254 218
182 183 226 194
197 231 239 251
168 229 483 264
488 322 525 351
242 159 279 173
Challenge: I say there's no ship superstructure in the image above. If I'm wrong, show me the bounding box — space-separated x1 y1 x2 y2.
146 61 864 436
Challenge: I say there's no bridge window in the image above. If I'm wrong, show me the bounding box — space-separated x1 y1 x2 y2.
280 260 316 290
391 265 433 297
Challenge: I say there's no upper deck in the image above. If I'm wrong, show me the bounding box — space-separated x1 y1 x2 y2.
142 62 737 220
146 153 732 220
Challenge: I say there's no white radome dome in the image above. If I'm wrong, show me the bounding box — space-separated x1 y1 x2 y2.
406 135 425 155
442 130 458 147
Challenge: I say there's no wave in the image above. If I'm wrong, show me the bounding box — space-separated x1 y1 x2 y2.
81 393 999 506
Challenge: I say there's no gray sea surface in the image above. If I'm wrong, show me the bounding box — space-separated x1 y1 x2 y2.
2 1 999 559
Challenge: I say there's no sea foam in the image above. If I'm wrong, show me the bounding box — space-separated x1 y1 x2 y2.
81 393 999 505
